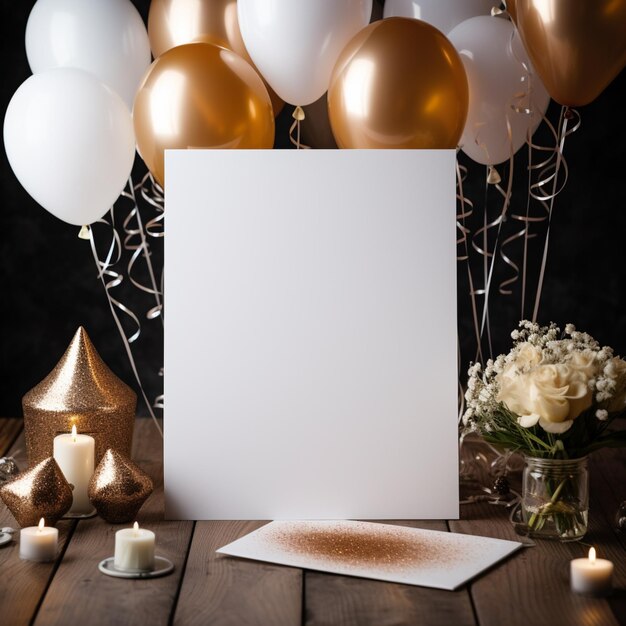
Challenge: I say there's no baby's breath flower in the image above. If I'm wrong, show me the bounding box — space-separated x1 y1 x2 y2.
596 409 608 421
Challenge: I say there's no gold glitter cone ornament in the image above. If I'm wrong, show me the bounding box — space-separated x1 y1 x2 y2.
22 327 137 467
88 449 153 523
0 457 72 527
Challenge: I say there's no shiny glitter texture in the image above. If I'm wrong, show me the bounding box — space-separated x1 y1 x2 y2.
22 326 137 467
263 521 475 573
0 457 72 527
88 448 153 523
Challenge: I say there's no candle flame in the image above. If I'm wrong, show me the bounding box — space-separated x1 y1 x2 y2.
589 547 596 564
133 521 139 534
71 424 77 442
38 518 45 531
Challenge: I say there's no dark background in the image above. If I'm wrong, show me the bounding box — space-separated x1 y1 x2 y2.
1 0 625 417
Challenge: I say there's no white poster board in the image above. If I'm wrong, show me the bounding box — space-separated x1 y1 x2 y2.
164 150 458 520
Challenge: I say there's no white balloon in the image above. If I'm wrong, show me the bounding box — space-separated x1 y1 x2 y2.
448 17 550 166
4 69 136 226
25 0 151 109
383 0 494 35
238 0 372 106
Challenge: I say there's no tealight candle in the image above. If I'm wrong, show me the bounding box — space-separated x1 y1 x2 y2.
114 522 155 572
53 425 95 516
20 518 58 562
571 547 614 596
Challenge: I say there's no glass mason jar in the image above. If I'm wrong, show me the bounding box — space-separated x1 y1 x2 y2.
521 456 589 541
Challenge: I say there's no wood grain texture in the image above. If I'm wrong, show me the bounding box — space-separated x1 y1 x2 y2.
451 450 623 626
173 520 302 626
0 426 75 626
33 418 194 626
304 521 476 626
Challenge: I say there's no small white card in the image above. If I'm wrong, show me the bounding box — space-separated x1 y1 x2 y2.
217 520 523 590
164 149 458 520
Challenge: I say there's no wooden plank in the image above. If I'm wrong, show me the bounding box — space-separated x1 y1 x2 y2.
304 521 476 626
174 521 302 626
451 450 624 626
0 417 22 456
0 428 75 626
33 418 194 626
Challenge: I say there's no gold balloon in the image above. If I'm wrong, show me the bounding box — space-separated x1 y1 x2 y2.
514 0 626 107
328 18 468 149
147 0 283 116
134 42 275 187
506 0 516 22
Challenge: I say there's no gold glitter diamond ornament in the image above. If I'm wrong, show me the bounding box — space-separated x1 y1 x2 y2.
88 449 153 523
22 327 137 467
0 457 72 527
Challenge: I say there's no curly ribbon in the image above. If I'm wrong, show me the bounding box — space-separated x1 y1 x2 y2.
530 106 580 322
119 176 164 323
88 211 164 438
136 172 166 240
470 159 514 360
289 106 310 150
456 158 484 371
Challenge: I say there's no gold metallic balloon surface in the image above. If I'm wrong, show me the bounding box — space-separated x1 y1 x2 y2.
506 0 516 22
0 457 72 527
147 0 283 115
134 42 275 187
22 327 136 467
515 0 626 106
328 18 468 149
88 449 153 523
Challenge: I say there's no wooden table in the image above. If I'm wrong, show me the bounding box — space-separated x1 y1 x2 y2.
1 417 625 626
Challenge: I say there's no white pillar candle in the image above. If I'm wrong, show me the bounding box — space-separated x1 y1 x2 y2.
20 518 58 562
571 547 614 596
114 522 155 572
53 425 95 516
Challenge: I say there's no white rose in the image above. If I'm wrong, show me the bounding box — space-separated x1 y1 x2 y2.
497 364 592 434
568 351 598 381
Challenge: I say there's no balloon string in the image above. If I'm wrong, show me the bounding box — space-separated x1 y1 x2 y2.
456 158 483 365
88 213 163 438
120 176 164 323
135 172 165 240
471 127 515 359
531 106 580 322
289 106 310 149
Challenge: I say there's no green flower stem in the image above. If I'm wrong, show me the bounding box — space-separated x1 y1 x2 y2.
528 476 568 530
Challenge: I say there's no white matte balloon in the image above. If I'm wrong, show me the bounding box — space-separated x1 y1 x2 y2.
448 17 550 166
26 0 151 108
3 69 136 226
383 0 494 35
238 0 372 106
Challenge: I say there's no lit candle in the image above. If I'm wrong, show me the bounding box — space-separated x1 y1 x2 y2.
114 522 155 572
53 425 95 516
20 518 58 562
571 547 614 596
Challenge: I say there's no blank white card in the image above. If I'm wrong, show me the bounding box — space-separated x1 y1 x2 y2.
164 150 458 520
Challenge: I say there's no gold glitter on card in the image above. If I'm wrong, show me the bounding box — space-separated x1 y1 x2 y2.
22 327 136 467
